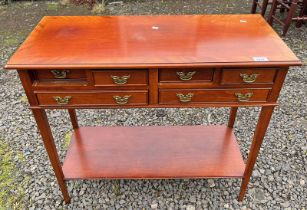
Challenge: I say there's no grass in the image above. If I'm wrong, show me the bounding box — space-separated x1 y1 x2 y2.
0 141 29 209
63 131 72 150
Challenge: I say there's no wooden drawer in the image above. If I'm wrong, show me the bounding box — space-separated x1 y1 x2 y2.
159 68 214 82
92 70 148 86
36 91 148 106
34 70 86 80
221 68 277 84
159 89 270 104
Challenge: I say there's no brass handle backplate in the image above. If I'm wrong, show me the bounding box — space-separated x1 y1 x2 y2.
176 93 194 103
235 93 253 102
240 73 259 83
51 70 70 79
53 96 72 105
111 75 131 85
176 71 196 81
113 95 131 105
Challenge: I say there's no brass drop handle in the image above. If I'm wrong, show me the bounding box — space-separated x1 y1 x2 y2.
235 93 253 102
51 70 70 79
53 96 72 105
176 93 194 103
111 75 131 85
113 95 131 105
240 73 259 83
176 71 196 81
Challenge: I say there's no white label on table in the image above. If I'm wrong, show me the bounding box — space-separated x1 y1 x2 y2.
253 57 269 62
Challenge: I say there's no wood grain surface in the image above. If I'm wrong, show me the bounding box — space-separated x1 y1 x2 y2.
5 15 301 69
63 126 245 179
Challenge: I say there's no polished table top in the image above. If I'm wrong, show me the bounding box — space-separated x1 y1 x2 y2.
5 15 301 69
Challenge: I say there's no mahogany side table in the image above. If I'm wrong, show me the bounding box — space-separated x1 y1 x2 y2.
5 15 301 203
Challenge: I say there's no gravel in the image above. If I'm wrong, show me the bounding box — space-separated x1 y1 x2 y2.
0 0 306 209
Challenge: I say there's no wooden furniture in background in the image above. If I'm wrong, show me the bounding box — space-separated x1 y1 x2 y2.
251 0 288 16
5 15 301 203
268 0 307 35
251 0 271 15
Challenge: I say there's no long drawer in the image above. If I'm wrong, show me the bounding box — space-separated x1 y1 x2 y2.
36 91 148 106
159 89 271 104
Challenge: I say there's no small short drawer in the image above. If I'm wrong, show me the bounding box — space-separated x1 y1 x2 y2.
159 89 270 104
34 70 86 80
92 70 148 86
159 68 214 82
221 68 277 84
36 91 148 106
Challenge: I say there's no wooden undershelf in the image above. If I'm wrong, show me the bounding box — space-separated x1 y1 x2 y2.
63 126 245 179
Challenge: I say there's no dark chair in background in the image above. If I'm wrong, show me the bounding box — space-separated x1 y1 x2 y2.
268 0 307 35
251 0 289 16
251 0 271 15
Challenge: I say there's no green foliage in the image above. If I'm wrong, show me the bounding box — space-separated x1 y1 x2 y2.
46 1 59 10
0 142 29 209
64 131 72 150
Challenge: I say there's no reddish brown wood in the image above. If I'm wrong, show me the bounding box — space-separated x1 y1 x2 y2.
239 106 275 201
36 91 148 106
63 126 245 179
228 107 238 128
92 70 148 86
7 15 302 202
17 70 39 105
29 102 279 110
5 15 301 69
68 109 78 129
267 68 289 102
221 68 277 84
159 68 214 82
159 88 271 104
149 68 158 104
33 80 89 89
31 109 70 203
158 82 216 89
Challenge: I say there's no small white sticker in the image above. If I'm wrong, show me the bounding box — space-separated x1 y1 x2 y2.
240 20 247 23
152 26 159 30
253 57 269 62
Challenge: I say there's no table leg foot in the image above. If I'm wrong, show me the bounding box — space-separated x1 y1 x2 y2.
237 106 275 201
32 109 71 203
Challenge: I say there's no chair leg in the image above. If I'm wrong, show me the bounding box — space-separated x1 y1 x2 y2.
261 0 270 16
251 0 259 13
295 0 307 27
280 0 286 13
268 0 279 25
282 0 298 35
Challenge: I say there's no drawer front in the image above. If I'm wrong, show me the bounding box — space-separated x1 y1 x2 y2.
92 70 148 86
159 89 270 104
221 69 277 84
159 68 214 82
36 91 148 106
34 70 86 80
